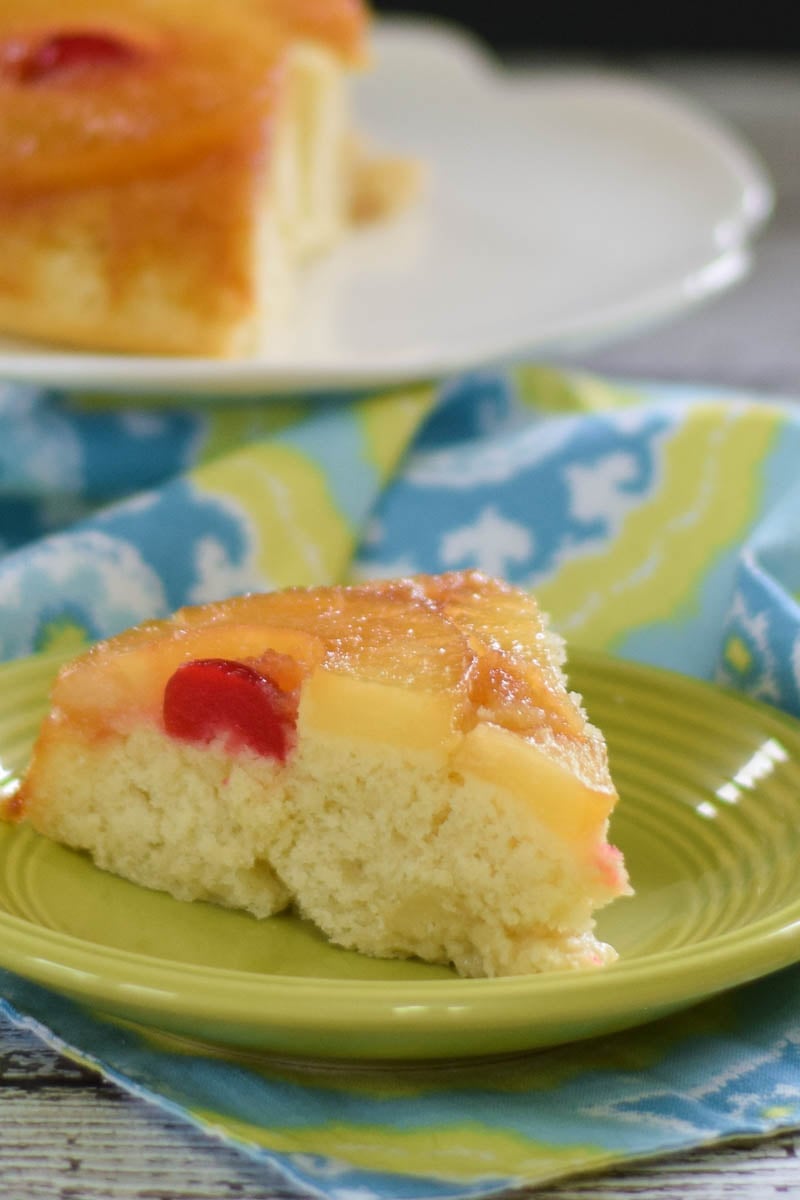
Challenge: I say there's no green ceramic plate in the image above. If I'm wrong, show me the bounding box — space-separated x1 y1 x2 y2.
2 648 800 1062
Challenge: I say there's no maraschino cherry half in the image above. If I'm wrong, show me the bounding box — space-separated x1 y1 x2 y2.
1 30 143 85
163 659 299 763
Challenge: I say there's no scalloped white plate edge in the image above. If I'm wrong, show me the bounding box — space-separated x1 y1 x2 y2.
0 18 774 398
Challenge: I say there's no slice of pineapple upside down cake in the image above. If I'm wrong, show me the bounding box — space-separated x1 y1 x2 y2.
8 572 631 977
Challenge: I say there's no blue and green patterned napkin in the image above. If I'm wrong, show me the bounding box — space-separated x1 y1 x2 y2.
2 366 800 1196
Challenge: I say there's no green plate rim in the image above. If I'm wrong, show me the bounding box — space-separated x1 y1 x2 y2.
2 648 800 1051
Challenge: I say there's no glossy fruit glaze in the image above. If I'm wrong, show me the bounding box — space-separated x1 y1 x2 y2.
172 572 594 756
0 0 367 194
47 573 612 793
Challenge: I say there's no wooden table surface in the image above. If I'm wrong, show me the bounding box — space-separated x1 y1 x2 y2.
3 55 800 1200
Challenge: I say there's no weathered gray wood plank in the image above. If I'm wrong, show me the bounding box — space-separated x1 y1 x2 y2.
2 1082 800 1200
2 1010 800 1199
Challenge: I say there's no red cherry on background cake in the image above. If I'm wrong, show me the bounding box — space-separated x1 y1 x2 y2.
9 31 140 84
163 659 298 762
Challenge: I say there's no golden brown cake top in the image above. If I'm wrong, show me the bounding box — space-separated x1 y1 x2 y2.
244 0 368 62
0 0 368 196
36 571 615 798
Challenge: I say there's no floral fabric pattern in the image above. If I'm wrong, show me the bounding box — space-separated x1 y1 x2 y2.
2 368 800 1196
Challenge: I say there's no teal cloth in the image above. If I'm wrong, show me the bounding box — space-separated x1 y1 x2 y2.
1 367 800 1196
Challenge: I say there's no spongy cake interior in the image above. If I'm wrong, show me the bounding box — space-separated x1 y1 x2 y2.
22 695 621 977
